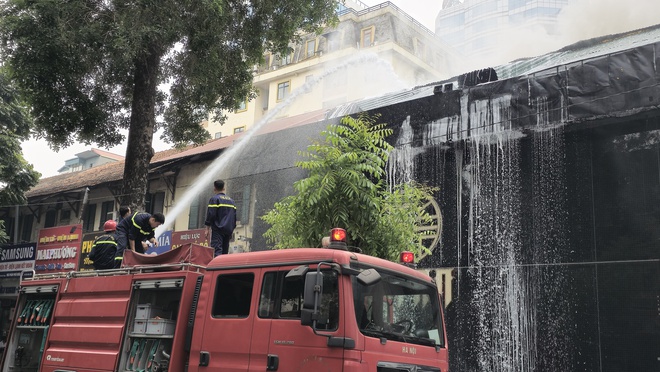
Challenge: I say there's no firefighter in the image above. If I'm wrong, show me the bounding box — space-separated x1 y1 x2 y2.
114 211 165 267
89 220 119 270
118 205 131 221
204 179 237 256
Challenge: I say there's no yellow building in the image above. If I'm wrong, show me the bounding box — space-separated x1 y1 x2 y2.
205 1 460 138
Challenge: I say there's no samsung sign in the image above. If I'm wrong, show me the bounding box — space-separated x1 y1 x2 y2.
0 242 36 278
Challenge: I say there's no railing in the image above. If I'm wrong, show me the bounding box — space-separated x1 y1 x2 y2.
337 1 435 37
252 1 438 75
22 262 206 281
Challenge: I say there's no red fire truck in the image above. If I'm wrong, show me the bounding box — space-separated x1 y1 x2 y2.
0 230 448 372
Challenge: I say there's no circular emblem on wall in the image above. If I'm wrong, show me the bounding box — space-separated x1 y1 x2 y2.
416 194 442 261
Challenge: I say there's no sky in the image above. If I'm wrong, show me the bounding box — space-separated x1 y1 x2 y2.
20 0 660 178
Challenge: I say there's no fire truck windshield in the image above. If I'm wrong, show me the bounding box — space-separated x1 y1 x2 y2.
352 269 444 347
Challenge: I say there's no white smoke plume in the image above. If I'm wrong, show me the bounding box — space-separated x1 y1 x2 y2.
447 0 660 75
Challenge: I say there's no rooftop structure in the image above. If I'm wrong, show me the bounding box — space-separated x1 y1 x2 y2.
57 148 124 174
205 1 459 138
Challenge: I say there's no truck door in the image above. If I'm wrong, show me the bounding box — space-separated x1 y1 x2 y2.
195 268 262 372
265 267 344 372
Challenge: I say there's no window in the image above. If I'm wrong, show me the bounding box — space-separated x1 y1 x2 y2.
434 52 443 69
276 52 293 67
305 39 316 59
304 74 314 93
283 269 339 330
416 39 427 60
100 200 114 228
232 185 250 224
83 204 97 232
215 132 223 139
188 193 206 229
280 273 304 318
277 81 290 101
235 98 247 113
325 31 341 52
20 214 33 242
473 18 497 33
145 192 165 215
509 0 531 10
470 1 497 17
259 272 277 318
233 126 245 134
44 210 57 228
361 26 375 48
258 269 339 330
439 13 465 29
59 210 71 222
353 268 444 347
213 273 254 317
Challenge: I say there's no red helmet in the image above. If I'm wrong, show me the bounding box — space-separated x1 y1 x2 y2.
103 220 117 232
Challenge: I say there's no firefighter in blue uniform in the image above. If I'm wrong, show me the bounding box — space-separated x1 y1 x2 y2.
205 179 237 256
114 211 165 267
89 220 119 270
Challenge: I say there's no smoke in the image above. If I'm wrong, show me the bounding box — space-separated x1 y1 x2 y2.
556 0 660 44
447 0 660 75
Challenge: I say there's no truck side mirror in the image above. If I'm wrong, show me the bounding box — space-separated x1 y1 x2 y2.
301 271 323 327
303 272 323 309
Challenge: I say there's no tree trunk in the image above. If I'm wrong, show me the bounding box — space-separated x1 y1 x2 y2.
122 46 163 211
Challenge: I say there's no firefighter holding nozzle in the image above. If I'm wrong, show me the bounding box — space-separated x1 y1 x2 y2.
114 211 165 267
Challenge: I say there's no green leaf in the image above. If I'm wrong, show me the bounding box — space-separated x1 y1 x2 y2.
261 113 439 260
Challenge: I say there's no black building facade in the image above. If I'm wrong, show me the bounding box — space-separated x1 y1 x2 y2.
217 33 660 371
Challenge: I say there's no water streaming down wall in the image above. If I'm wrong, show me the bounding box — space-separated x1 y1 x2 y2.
386 90 580 371
216 39 660 370
158 37 660 371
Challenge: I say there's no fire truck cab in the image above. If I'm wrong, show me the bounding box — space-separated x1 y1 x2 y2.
1 243 448 372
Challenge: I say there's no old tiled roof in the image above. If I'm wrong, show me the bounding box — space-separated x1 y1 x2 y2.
153 109 328 164
26 109 331 199
153 134 241 165
26 147 188 199
26 160 125 199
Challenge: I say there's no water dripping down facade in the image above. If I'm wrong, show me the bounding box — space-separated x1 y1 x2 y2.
366 32 660 371
217 27 660 371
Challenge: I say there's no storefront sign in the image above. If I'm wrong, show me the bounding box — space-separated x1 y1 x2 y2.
171 229 208 250
35 224 82 273
79 231 105 272
145 230 172 255
0 242 36 278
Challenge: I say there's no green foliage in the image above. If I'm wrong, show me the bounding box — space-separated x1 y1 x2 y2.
0 0 341 147
0 0 341 207
262 114 436 261
0 69 40 207
0 220 9 244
